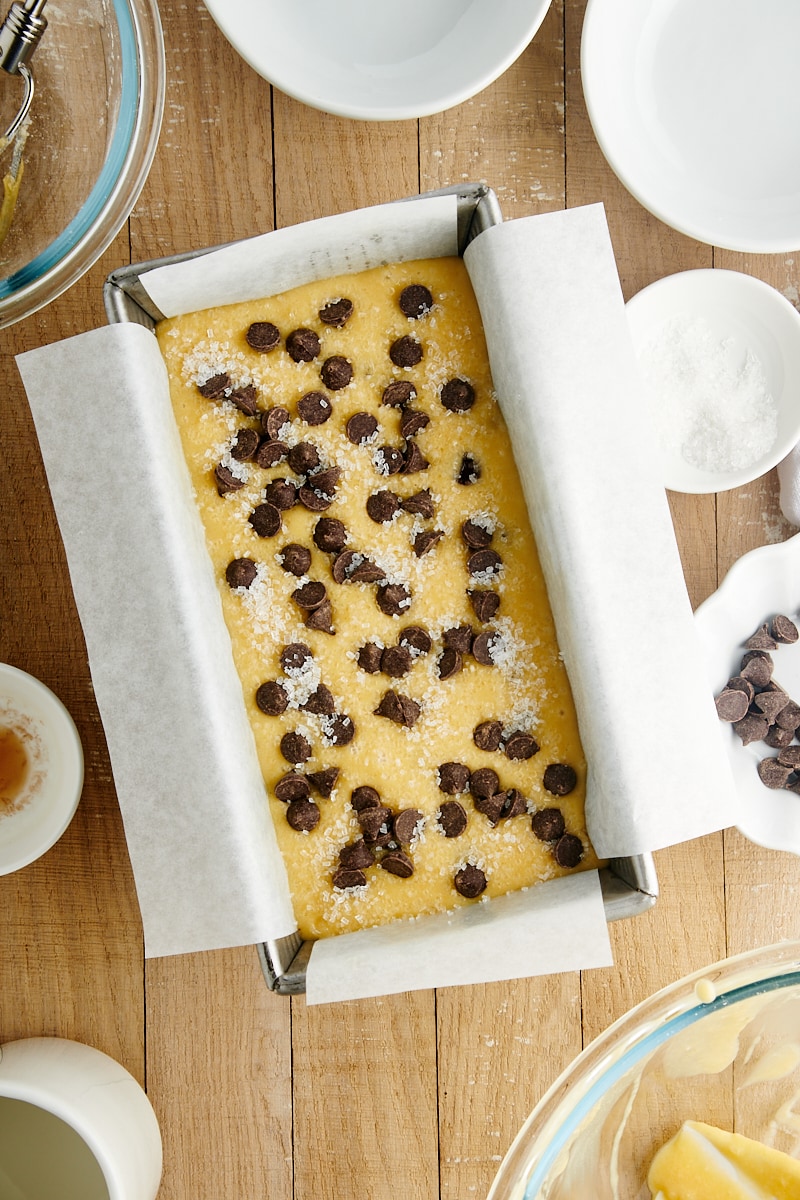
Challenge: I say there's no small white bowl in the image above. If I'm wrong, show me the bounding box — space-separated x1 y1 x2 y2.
203 0 552 121
0 664 84 874
626 269 800 494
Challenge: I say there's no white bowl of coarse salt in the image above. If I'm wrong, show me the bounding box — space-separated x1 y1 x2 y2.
626 269 800 494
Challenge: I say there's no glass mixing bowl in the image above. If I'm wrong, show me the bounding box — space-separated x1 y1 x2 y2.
488 941 800 1199
0 0 164 327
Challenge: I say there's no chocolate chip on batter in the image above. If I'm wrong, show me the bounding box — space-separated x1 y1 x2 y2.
454 864 486 898
229 384 259 417
473 720 503 752
214 464 246 495
381 644 413 678
393 808 423 844
381 850 415 878
773 614 799 644
366 489 401 523
399 408 430 439
389 335 423 368
292 580 327 610
374 689 420 727
312 465 342 497
262 406 292 440
468 548 503 577
198 372 230 399
331 550 358 583
469 767 500 800
438 800 468 838
278 543 312 576
286 328 320 362
254 439 289 469
441 378 475 413
307 766 340 797
757 757 794 789
745 622 778 651
358 805 394 844
280 730 312 764
230 427 260 461
377 582 411 616
274 772 311 803
298 485 334 513
543 763 578 796
286 799 320 832
402 441 429 474
502 789 528 819
280 642 312 672
468 590 500 623
350 559 384 583
553 833 584 868
351 785 382 812
226 557 257 589
297 391 332 425
320 355 353 390
346 411 379 445
401 489 435 518
382 380 417 408
504 732 539 761
313 517 347 554
443 625 473 654
531 807 566 843
457 454 481 485
471 630 499 666
339 838 374 870
332 867 367 890
375 445 405 475
319 297 354 327
246 321 280 352
305 598 335 634
255 680 288 715
399 626 432 655
354 642 382 675
249 502 282 538
399 284 434 318
265 477 298 510
413 529 443 558
461 519 492 549
437 762 470 794
287 441 321 474
301 684 336 716
325 713 355 744
473 792 505 826
437 647 462 680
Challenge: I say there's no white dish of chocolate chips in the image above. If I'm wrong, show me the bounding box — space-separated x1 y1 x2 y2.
695 531 800 855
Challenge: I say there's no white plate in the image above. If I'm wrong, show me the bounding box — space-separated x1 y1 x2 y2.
626 269 800 493
694 533 800 855
203 0 551 121
0 664 84 874
581 0 800 252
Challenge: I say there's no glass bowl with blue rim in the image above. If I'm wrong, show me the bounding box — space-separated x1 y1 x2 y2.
0 0 164 327
487 941 800 1199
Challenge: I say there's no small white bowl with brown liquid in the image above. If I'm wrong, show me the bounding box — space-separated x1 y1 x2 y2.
0 663 83 874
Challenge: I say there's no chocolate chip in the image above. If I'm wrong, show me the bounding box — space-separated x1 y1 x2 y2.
349 559 384 583
401 489 435 518
741 653 774 687
226 557 258 589
472 631 499 666
443 626 474 654
325 714 355 744
468 590 500 623
779 747 800 768
367 490 401 523
333 867 366 890
255 680 288 715
298 485 334 512
331 550 358 583
214 464 245 495
301 684 335 715
473 720 503 752
254 440 289 469
307 766 340 797
339 839 375 870
531 807 566 842
305 598 335 633
469 767 500 799
346 412 378 445
473 793 506 826
280 642 312 671
287 328 320 363
246 321 280 352
274 772 311 803
733 713 770 745
313 517 347 554
726 676 755 703
374 690 420 727
297 391 332 425
776 700 800 731
399 409 430 438
381 850 414 878
441 378 475 413
280 731 311 764
292 580 327 610
286 799 320 832
403 442 430 474
230 427 260 461
502 789 528 819
351 785 381 812
764 724 795 749
438 647 462 680
468 548 502 577
461 519 492 549
382 380 417 408
437 762 470 794
229 384 259 417
773 614 799 644
454 864 486 898
505 732 539 761
377 583 411 616
753 688 788 722
319 298 354 327
287 441 321 474
393 808 423 844
746 623 778 650
262 406 291 440
381 644 413 678
390 336 423 368
543 763 578 796
438 800 467 837
457 454 481 485
553 833 584 868
198 372 230 399
357 642 384 673
375 445 405 475
399 284 433 318
358 805 394 844
414 530 443 557
249 503 282 538
320 356 353 390
278 543 312 576
757 757 794 789
399 626 432 655
265 478 297 510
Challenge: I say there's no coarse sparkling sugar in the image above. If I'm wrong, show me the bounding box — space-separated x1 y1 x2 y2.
638 314 778 473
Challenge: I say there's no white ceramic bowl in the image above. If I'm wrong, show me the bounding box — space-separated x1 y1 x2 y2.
0 663 83 874
581 0 800 253
203 0 552 121
626 269 800 494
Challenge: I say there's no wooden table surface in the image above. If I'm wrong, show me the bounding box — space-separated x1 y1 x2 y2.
3 3 800 1197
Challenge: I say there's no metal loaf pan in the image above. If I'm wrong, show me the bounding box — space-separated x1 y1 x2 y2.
104 182 658 996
